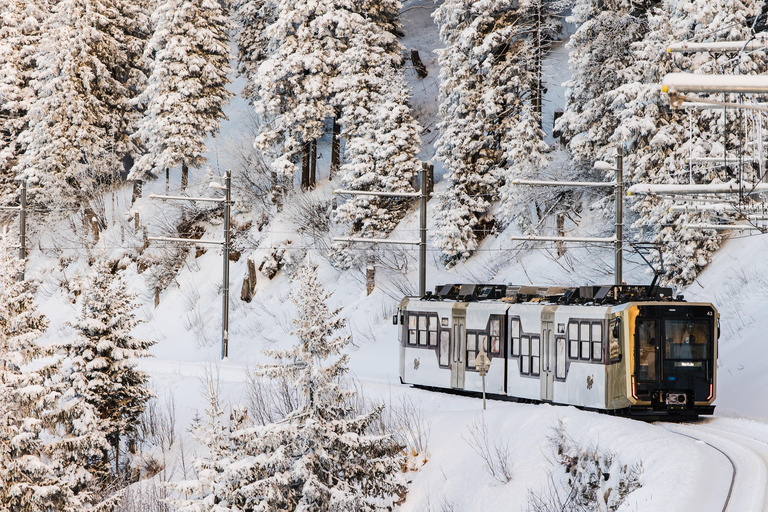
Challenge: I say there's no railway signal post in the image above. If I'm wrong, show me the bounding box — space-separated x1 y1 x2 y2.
476 350 491 410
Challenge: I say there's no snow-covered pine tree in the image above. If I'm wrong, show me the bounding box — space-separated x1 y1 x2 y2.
0 231 91 511
165 376 234 512
557 0 648 166
330 12 421 266
433 0 560 265
201 262 405 511
603 0 766 284
0 0 48 205
16 0 147 206
62 259 155 484
131 0 233 190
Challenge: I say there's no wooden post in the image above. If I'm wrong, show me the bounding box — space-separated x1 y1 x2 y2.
248 258 257 293
181 163 188 191
134 212 140 234
556 213 565 257
165 168 170 194
366 264 375 296
310 139 317 188
154 288 160 308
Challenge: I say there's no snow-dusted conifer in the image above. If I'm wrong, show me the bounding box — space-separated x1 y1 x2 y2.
433 0 558 265
0 232 89 511
131 0 233 188
17 0 146 205
0 0 47 204
332 16 421 252
604 0 765 284
62 259 155 482
205 262 405 510
166 377 234 512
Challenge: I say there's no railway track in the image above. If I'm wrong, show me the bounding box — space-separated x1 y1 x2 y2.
664 418 768 512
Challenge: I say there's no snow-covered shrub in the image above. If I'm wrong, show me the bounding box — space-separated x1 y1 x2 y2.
527 421 642 512
259 239 304 279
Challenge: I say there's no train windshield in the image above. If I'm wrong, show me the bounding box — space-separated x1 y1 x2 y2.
663 319 711 360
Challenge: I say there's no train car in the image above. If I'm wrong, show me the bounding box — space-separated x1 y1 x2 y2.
396 284 718 419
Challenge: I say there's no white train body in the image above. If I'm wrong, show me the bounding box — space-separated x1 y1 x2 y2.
397 285 717 418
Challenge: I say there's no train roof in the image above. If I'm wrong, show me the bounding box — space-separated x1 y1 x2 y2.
417 283 679 306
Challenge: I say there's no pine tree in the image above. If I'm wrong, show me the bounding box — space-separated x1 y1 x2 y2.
195 262 405 511
131 0 233 189
433 0 559 265
62 259 155 483
0 232 86 511
16 0 148 205
332 15 421 252
0 0 47 204
579 0 767 284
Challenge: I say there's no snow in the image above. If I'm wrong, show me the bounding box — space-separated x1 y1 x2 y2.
11 0 768 510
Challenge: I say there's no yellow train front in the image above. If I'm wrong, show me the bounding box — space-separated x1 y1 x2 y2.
397 284 717 420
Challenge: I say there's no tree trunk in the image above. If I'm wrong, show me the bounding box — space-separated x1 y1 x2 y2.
331 115 341 179
301 143 310 190
411 50 428 79
165 168 170 194
181 163 188 191
310 139 317 188
131 180 142 205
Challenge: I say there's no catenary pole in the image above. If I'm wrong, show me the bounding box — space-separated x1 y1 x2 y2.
19 180 26 281
222 170 231 359
616 147 623 285
420 163 427 297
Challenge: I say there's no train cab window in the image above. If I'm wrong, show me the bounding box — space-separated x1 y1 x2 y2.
664 319 711 361
556 337 566 379
531 335 540 376
609 319 621 362
637 319 658 381
408 315 418 346
591 323 603 361
479 333 488 355
511 319 521 356
490 318 501 356
418 316 428 346
521 335 530 374
467 333 478 369
580 322 590 360
428 317 438 347
568 322 579 359
439 330 450 367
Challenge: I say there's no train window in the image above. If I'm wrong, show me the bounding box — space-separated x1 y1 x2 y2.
521 335 530 374
531 336 540 376
439 330 450 367
591 323 603 361
479 334 488 354
490 318 501 355
580 322 590 360
664 319 711 360
511 318 521 356
568 322 579 359
467 333 478 369
637 319 658 381
441 317 449 328
418 316 428 346
428 316 438 347
408 315 418 346
609 319 621 362
556 337 566 379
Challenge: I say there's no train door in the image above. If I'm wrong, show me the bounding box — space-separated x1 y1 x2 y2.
451 316 466 389
540 321 555 401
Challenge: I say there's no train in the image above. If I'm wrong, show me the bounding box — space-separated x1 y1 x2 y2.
396 283 718 419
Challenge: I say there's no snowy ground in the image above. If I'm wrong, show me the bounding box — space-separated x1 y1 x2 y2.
21 0 768 510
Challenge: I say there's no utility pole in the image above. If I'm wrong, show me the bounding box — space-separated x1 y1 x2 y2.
0 181 28 281
615 147 623 285
222 171 231 359
148 170 233 359
509 147 625 285
334 164 430 297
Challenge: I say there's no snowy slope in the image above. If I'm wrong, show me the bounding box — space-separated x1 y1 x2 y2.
21 1 768 510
